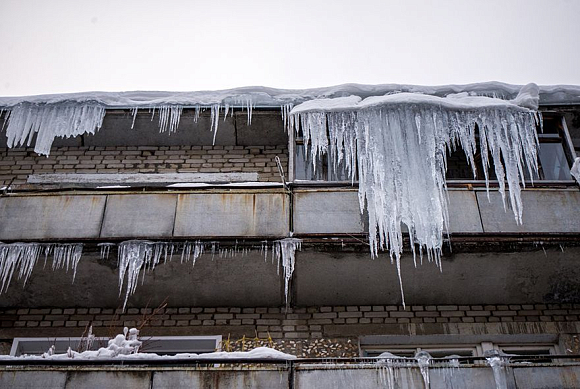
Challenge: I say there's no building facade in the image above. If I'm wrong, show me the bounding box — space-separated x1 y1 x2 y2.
0 84 579 387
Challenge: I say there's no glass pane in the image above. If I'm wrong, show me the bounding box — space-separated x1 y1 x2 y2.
539 143 572 180
295 144 324 180
327 147 355 181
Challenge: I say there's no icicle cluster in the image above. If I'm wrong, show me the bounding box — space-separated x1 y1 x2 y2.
0 242 84 293
2 99 255 156
117 240 178 310
49 244 83 282
4 103 106 155
115 239 301 310
272 238 303 307
290 86 540 305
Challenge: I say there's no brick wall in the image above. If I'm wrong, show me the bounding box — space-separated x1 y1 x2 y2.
0 145 288 185
1 304 578 357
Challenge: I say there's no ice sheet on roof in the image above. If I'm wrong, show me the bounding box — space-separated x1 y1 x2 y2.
0 81 578 155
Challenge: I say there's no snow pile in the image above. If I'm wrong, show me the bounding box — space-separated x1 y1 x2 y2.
571 157 580 184
2 327 296 361
290 84 540 305
0 242 83 293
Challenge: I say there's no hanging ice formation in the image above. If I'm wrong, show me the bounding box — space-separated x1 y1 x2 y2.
4 103 106 156
1 98 256 156
273 238 303 307
0 242 84 293
289 84 541 304
114 240 301 310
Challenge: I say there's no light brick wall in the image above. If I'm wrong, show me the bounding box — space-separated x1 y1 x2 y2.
0 145 288 185
1 304 578 357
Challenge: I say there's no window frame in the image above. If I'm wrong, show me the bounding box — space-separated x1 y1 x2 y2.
289 112 578 186
10 335 222 357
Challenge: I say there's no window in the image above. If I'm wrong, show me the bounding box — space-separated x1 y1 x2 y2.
359 334 560 363
446 113 575 181
294 138 354 182
293 114 576 183
10 335 222 357
363 345 479 365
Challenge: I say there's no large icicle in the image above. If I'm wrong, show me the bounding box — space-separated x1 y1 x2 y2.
50 243 84 282
5 103 106 155
290 85 540 305
0 242 84 293
273 238 302 307
0 243 42 293
117 240 176 310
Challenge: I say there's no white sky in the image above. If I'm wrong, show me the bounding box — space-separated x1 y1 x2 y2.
1 0 579 97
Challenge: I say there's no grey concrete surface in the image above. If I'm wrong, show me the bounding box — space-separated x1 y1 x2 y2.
153 370 289 389
174 192 289 237
85 110 237 146
429 367 504 389
1 246 579 309
293 190 365 234
0 371 67 388
477 189 580 233
295 247 580 306
513 365 580 388
235 111 288 146
446 189 484 232
0 195 106 240
100 194 177 238
0 250 283 308
1 188 579 241
28 172 259 185
64 371 152 389
295 367 421 389
0 365 578 389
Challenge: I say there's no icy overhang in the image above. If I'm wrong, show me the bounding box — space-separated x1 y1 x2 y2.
1 81 579 107
0 82 579 155
287 84 545 305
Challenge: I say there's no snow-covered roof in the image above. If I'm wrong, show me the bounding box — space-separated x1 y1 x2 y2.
0 81 579 108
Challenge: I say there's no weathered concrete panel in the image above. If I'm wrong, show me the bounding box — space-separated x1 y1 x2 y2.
293 190 365 234
85 111 236 146
153 370 288 389
295 367 421 389
477 189 580 233
0 371 67 388
513 365 580 388
430 367 504 389
295 247 580 306
100 194 177 238
293 189 482 235
0 195 106 240
235 112 288 146
174 193 289 237
447 190 483 233
0 251 283 308
65 371 152 389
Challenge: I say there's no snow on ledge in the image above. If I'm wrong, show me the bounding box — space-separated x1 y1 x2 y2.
0 327 296 361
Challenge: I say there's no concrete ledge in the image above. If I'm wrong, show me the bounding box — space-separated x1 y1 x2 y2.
100 194 177 238
0 195 106 240
477 189 580 233
174 192 289 237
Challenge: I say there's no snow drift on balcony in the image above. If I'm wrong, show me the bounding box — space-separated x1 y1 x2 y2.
0 327 296 360
0 82 577 156
289 84 541 304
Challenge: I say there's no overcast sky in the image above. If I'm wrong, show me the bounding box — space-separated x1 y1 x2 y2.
1 0 579 96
